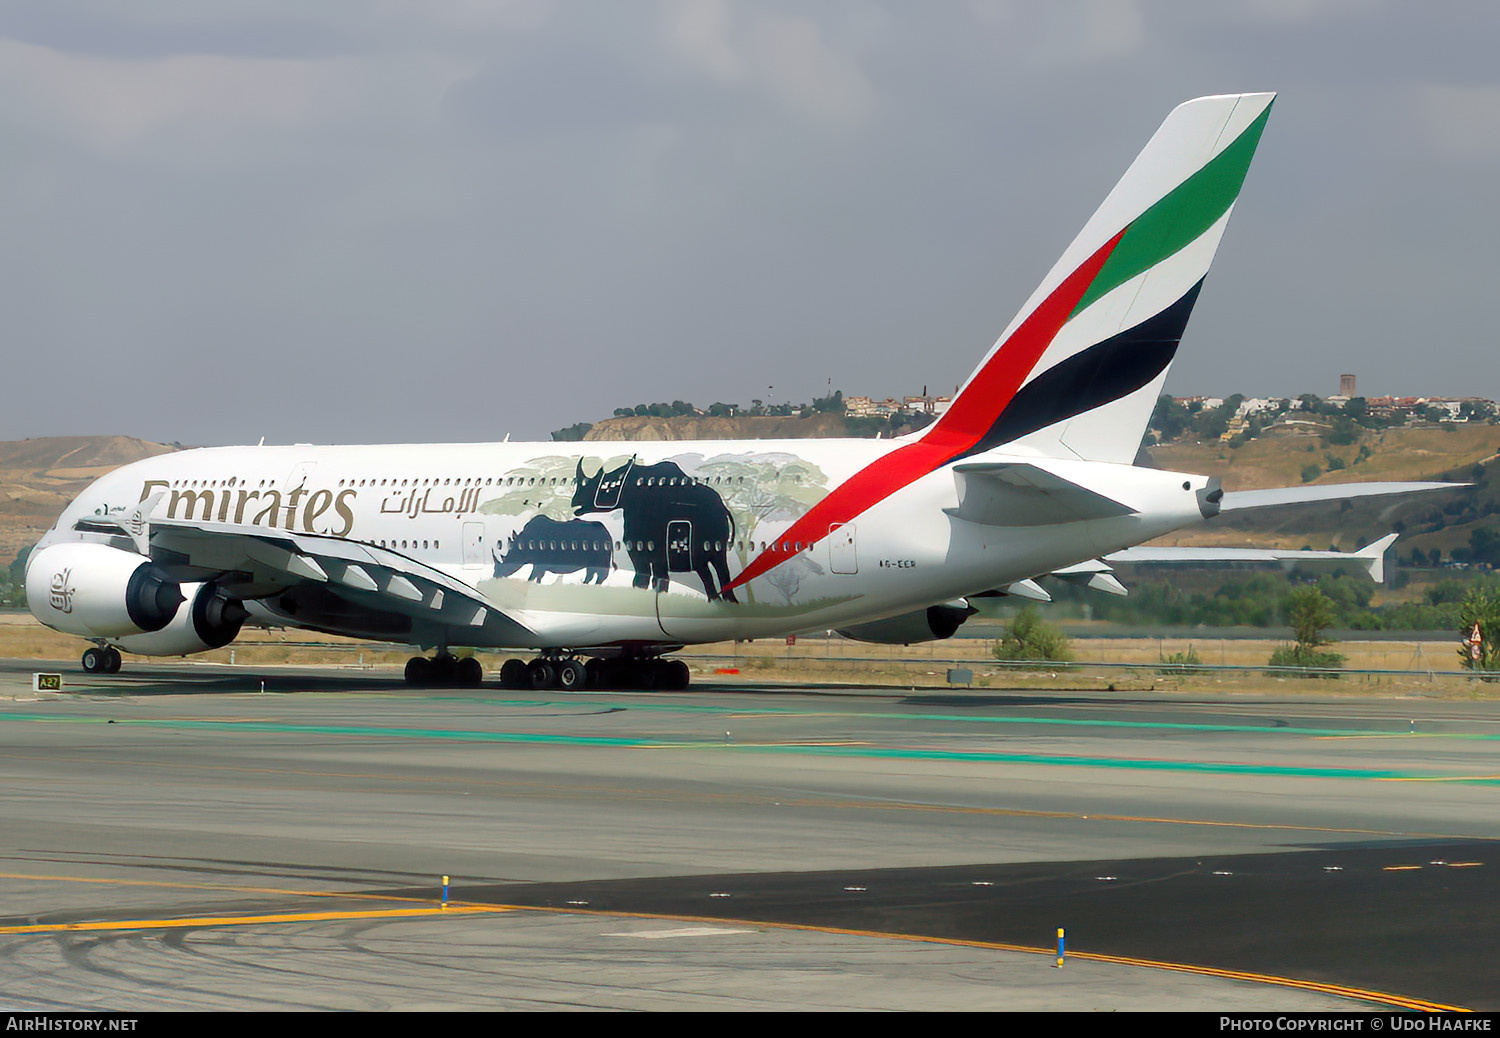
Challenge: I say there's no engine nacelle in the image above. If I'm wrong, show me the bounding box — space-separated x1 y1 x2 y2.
835 603 976 645
27 542 184 638
114 582 249 657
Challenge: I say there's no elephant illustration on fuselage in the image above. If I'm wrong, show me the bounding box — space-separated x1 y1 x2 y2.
572 458 738 602
493 515 613 584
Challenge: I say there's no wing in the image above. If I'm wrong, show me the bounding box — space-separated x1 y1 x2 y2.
140 516 534 646
1218 483 1465 512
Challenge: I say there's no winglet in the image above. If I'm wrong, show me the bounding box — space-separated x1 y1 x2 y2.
1356 532 1399 584
96 492 164 555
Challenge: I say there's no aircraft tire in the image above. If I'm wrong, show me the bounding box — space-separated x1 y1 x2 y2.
404 656 432 686
104 648 122 674
663 660 690 691
526 660 555 690
555 659 585 691
82 647 106 674
499 658 527 688
457 657 483 687
584 658 607 689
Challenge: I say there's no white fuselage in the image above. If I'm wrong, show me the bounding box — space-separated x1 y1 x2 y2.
34 437 1212 652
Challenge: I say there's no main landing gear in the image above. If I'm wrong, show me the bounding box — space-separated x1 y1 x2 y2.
403 653 483 688
81 645 122 674
496 655 690 691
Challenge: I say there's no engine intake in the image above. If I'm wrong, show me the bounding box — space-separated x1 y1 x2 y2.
114 582 248 657
27 543 184 638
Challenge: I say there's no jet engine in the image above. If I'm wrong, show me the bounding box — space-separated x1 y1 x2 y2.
835 602 977 645
114 582 248 656
26 542 184 638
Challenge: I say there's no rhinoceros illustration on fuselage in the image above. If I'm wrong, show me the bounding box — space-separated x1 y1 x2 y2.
572 458 738 602
493 515 613 584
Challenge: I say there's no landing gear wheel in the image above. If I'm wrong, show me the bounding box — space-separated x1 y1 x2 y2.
499 658 527 689
457 657 483 687
82 647 106 674
404 656 433 686
526 660 556 690
584 658 608 689
104 648 122 674
663 660 690 691
555 659 586 690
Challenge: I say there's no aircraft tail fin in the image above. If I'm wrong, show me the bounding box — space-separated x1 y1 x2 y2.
922 92 1274 465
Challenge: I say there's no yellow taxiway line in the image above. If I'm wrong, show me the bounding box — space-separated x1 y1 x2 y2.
0 897 1466 1013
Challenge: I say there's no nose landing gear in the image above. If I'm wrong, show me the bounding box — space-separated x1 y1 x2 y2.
81 645 122 674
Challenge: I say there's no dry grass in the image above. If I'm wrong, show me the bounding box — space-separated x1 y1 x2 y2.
4 613 1491 698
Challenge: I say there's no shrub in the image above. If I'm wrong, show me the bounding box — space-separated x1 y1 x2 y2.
993 606 1074 664
1267 643 1346 677
1158 645 1202 675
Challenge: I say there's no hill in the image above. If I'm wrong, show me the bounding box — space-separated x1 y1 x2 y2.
1143 422 1493 560
0 424 1489 569
0 436 178 563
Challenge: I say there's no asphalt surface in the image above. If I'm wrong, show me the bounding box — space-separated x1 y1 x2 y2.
0 658 1495 1011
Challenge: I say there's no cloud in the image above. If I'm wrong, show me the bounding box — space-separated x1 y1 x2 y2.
661 0 873 121
1411 84 1500 160
0 31 480 162
0 38 353 150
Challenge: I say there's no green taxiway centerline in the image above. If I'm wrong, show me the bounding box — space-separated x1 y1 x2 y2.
2 710 1497 783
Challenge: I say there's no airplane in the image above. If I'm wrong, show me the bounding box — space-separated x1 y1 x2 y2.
25 92 1462 691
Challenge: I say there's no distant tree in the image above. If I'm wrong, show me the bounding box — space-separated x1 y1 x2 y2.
9 547 28 588
811 390 845 414
550 422 593 442
1453 527 1500 568
1324 417 1360 446
1457 586 1500 675
1149 394 1192 442
1288 585 1337 648
1269 585 1345 674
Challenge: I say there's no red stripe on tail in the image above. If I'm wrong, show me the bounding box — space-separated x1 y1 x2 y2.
725 229 1124 592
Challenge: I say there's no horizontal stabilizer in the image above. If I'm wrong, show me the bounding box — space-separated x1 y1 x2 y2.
1107 533 1399 583
947 463 1136 527
1218 482 1465 513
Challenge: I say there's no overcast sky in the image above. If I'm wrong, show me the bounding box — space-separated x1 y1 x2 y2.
4 1 1498 446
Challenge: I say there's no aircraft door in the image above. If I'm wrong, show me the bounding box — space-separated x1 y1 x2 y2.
462 522 487 566
666 520 692 572
829 523 858 574
286 461 317 492
594 459 631 510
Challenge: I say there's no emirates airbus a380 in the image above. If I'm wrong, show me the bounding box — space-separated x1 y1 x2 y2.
26 93 1457 690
